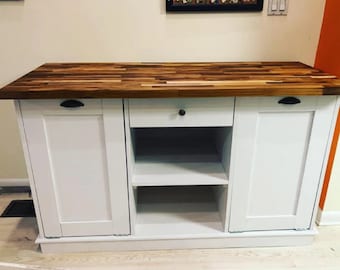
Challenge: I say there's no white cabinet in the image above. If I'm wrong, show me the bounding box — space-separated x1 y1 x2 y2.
229 96 336 232
19 99 130 238
15 95 339 252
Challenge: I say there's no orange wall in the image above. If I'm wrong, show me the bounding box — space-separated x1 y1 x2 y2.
319 109 340 210
315 0 340 76
315 0 340 210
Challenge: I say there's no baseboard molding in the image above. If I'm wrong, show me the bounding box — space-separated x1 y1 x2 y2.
316 208 340 226
0 178 29 187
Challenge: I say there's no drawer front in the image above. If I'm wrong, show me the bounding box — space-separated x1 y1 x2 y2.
19 99 102 115
128 98 235 127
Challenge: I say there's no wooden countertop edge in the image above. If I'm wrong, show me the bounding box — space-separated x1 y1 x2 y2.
1 87 340 99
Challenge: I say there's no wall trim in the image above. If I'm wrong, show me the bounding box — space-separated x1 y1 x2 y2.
316 208 340 225
0 178 29 187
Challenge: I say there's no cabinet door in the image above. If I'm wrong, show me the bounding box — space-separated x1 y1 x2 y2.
229 96 336 232
20 99 130 237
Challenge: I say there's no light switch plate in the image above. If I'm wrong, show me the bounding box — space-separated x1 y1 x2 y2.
268 0 289 16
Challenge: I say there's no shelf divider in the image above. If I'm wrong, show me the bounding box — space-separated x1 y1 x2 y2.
133 160 228 187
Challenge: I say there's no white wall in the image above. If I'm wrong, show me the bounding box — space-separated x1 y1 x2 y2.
0 0 326 179
0 101 27 178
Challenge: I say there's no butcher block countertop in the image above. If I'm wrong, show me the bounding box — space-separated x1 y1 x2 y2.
1 62 340 99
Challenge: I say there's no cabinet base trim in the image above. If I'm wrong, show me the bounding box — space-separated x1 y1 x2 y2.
37 229 317 253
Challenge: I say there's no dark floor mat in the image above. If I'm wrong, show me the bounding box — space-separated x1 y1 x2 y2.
1 200 36 217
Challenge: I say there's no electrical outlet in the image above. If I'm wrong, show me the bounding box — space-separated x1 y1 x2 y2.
268 0 288 16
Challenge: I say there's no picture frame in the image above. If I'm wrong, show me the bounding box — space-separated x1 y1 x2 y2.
166 0 264 12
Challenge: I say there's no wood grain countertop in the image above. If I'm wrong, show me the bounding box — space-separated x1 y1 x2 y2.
1 62 340 99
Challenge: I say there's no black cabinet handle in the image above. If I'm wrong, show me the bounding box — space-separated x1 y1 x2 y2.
60 100 85 108
178 109 186 116
278 97 301 105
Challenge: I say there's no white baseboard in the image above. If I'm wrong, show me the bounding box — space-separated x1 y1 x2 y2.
0 178 29 187
37 229 317 253
316 208 340 226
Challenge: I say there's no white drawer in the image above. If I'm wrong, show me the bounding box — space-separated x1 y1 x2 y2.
19 99 103 115
128 98 234 127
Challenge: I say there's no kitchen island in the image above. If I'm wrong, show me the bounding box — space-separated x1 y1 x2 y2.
1 62 340 253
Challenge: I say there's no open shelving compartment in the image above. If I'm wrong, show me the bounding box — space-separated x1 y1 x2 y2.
127 127 232 236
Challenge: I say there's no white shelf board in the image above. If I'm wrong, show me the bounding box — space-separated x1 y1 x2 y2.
136 202 224 236
133 161 229 186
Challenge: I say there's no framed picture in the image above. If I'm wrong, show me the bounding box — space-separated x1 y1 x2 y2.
166 0 264 12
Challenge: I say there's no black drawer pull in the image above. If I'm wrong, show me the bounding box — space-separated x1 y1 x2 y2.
278 97 301 105
178 109 186 116
60 100 85 108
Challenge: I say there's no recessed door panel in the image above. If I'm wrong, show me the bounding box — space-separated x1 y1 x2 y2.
229 96 336 232
20 99 130 237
